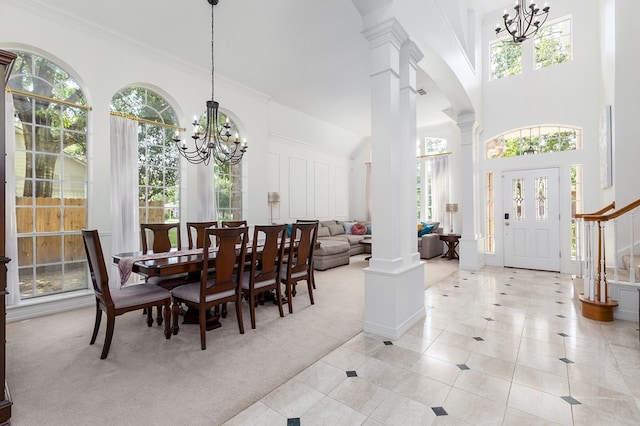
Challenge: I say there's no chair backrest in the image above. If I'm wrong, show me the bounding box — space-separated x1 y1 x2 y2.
186 221 218 249
220 220 248 228
250 224 287 287
82 229 112 303
202 226 248 298
286 222 318 276
140 223 181 253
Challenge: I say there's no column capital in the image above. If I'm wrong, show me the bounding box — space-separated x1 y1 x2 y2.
400 39 424 66
362 18 408 51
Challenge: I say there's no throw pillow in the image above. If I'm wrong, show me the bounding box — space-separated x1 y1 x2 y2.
343 221 356 235
418 221 434 237
317 226 330 237
352 222 366 235
286 223 293 237
328 224 345 236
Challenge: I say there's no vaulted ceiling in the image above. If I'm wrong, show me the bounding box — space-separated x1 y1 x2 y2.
25 0 505 139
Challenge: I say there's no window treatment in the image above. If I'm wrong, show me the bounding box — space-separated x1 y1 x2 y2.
365 162 371 222
197 162 217 221
5 95 19 305
110 116 140 287
427 155 449 224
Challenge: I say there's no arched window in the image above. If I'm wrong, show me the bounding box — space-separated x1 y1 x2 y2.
110 87 180 224
485 125 582 159
8 51 89 299
208 111 243 221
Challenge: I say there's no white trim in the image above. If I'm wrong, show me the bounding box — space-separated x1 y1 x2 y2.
7 290 94 323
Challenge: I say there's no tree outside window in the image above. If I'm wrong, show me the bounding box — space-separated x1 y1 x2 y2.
9 51 89 299
535 19 572 69
490 40 522 80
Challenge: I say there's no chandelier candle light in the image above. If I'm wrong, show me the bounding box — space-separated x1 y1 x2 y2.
495 1 550 44
172 0 247 166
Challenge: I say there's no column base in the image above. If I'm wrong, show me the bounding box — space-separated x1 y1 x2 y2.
363 261 425 339
459 236 485 271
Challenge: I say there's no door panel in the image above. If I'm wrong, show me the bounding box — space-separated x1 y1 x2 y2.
503 168 560 272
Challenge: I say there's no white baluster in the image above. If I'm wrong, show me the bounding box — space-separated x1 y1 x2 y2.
599 221 606 303
631 210 636 284
613 218 619 282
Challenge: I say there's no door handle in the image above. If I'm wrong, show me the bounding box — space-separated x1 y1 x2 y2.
505 222 510 227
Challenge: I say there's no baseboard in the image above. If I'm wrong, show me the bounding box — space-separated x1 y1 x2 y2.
7 292 94 323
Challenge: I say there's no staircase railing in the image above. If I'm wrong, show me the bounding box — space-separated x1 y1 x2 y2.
574 199 640 320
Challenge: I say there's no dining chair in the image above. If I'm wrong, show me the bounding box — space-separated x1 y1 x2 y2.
171 226 248 350
82 229 172 359
186 221 218 249
295 220 320 289
241 224 287 329
220 220 247 228
280 222 318 314
140 222 193 324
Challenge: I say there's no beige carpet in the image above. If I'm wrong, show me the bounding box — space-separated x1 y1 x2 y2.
6 255 457 425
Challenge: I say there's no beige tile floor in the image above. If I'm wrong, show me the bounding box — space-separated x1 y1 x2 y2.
225 266 640 426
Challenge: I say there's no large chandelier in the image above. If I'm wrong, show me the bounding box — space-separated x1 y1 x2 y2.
172 0 247 166
495 1 551 44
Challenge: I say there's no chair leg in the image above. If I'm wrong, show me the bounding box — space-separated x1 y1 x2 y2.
307 279 314 305
236 296 245 334
200 306 207 350
171 302 181 335
146 307 154 327
249 290 256 329
156 305 163 326
101 315 115 360
275 285 284 318
163 304 171 339
90 304 102 345
286 280 293 314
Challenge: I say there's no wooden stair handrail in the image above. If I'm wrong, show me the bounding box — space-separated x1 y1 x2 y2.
583 199 640 222
573 202 615 220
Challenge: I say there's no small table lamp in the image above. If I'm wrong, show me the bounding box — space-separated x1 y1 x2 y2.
445 203 458 234
267 192 280 224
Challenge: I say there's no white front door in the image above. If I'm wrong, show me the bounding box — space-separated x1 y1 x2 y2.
503 168 560 272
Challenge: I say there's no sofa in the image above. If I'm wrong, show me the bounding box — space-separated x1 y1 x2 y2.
417 221 444 259
312 220 368 270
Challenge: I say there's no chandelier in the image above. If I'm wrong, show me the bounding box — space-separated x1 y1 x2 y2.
172 0 247 166
495 1 551 44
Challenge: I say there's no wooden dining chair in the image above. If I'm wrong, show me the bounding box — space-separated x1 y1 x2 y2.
241 224 287 329
280 222 318 314
220 220 247 228
82 229 172 359
186 221 218 249
170 226 248 350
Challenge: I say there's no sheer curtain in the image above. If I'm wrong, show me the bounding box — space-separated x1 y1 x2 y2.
110 116 139 286
5 95 20 305
427 155 449 224
365 162 372 222
197 162 217 220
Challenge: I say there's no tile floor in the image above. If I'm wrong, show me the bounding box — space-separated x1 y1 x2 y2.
224 266 640 425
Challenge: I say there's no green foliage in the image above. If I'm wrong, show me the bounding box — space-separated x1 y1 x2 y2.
490 41 522 80
534 22 571 69
491 127 578 158
9 52 87 198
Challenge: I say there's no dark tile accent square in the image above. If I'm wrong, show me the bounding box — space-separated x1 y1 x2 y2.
499 292 507 295
470 272 475 274
556 301 564 304
561 396 581 405
473 337 484 341
456 364 470 370
383 341 393 346
556 314 566 318
454 285 459 288
287 418 301 426
346 370 357 377
559 358 574 364
555 282 561 285
493 303 501 306
555 290 562 293
505 283 512 286
557 333 569 337
443 294 449 297
463 278 468 280
432 406 448 416
484 317 494 321
510 277 515 279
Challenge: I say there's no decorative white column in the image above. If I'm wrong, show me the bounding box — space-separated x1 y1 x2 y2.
362 18 425 339
458 114 485 270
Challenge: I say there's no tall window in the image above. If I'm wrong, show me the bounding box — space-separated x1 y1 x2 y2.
489 39 522 80
207 111 243 221
485 125 582 159
110 88 180 224
417 137 448 221
9 51 89 299
571 164 583 258
486 172 495 253
535 18 572 69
